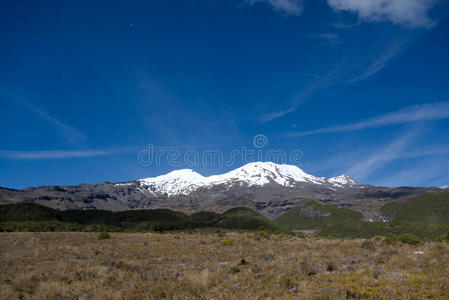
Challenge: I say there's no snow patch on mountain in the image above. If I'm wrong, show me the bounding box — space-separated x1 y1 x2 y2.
114 182 134 187
329 174 358 187
135 162 358 196
139 169 205 196
206 162 326 187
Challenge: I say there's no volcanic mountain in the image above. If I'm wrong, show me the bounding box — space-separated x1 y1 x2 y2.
0 162 441 220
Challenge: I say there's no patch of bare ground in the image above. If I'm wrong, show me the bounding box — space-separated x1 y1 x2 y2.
0 232 448 299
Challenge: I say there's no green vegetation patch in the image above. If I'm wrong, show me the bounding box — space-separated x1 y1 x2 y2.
274 200 363 230
98 232 111 240
274 195 449 241
381 191 449 224
0 203 287 233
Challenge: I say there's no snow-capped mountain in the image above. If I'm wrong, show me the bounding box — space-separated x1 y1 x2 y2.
137 162 356 196
328 175 358 187
138 169 205 196
0 161 441 220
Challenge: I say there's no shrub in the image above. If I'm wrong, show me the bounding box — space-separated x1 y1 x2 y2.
258 231 271 239
300 259 318 276
280 276 294 290
326 262 336 272
295 232 305 238
434 235 448 242
346 289 360 299
222 239 234 246
373 235 384 241
361 240 376 251
383 234 396 245
98 232 111 240
399 233 421 245
229 266 240 274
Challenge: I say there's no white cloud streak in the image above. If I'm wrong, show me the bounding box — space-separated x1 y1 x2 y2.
260 39 406 122
246 0 303 16
0 144 221 161
327 0 438 28
252 0 436 123
308 138 449 185
345 130 417 180
372 158 449 187
346 40 404 83
316 33 341 46
0 149 109 160
290 102 449 136
317 33 339 41
260 107 295 122
259 73 331 122
16 99 86 143
401 145 449 159
332 22 357 29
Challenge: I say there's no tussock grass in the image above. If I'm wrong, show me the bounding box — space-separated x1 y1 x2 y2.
0 232 448 299
97 232 111 240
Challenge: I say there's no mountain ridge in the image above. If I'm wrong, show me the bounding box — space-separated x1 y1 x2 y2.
0 162 443 220
135 162 358 196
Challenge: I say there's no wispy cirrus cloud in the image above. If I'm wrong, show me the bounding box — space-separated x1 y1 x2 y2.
259 81 321 122
372 157 449 187
137 75 242 146
259 71 336 122
317 33 338 40
0 145 145 160
0 143 220 161
0 149 108 160
332 22 357 29
253 0 439 123
346 39 404 83
289 102 449 137
345 129 418 180
245 0 303 16
315 33 341 46
308 131 449 182
402 145 449 159
305 126 424 182
15 98 86 143
245 0 440 28
260 107 296 123
259 38 408 122
327 0 439 28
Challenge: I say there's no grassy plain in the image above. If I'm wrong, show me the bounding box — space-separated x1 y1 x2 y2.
1 232 448 299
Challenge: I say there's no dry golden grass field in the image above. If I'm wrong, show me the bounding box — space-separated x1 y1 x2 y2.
1 232 448 299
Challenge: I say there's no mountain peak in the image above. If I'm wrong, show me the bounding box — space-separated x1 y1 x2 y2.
136 162 330 196
161 169 203 178
219 161 326 186
329 174 358 186
138 169 205 196
135 162 363 196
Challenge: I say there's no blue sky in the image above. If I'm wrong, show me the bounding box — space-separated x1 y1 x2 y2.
1 0 449 188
